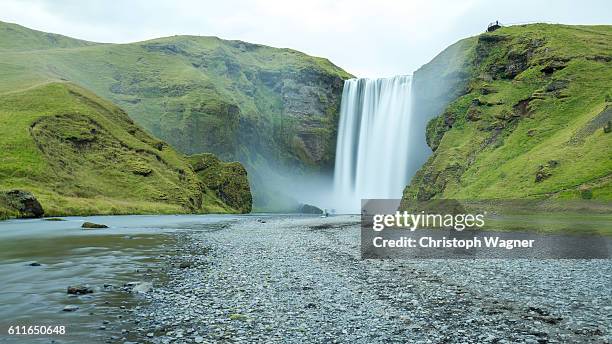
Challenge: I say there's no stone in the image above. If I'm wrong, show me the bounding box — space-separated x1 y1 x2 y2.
67 285 94 295
62 305 79 312
81 222 109 229
1 190 44 218
299 204 323 214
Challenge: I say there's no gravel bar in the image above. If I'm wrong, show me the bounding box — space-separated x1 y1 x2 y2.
117 215 611 343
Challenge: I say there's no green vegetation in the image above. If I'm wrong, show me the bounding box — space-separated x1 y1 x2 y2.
403 24 612 205
464 200 612 235
485 213 611 236
0 21 352 209
399 199 612 235
0 81 251 218
0 21 96 51
188 153 252 213
0 20 354 217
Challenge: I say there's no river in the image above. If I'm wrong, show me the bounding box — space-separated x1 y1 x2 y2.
0 215 610 343
0 215 244 343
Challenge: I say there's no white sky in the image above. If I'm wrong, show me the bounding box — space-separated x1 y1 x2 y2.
1 0 610 77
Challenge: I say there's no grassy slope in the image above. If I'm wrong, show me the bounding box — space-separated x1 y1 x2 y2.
0 22 351 167
188 153 253 213
403 24 611 203
0 81 247 218
0 20 352 210
0 21 97 51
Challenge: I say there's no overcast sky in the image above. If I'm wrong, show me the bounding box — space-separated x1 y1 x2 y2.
1 0 610 77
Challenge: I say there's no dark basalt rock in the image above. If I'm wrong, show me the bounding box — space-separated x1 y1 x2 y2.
299 204 323 214
67 285 94 295
1 190 44 218
81 222 109 229
541 62 566 75
44 217 65 221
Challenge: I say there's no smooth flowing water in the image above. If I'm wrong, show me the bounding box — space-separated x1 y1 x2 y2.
0 215 240 343
333 75 415 212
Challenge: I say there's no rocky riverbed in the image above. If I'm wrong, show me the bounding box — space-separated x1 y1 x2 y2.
102 215 612 344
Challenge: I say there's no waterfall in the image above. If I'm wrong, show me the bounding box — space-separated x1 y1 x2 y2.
333 75 414 212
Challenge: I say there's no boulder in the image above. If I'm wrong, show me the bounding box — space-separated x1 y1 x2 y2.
81 222 108 229
0 190 44 218
67 285 94 295
299 204 324 214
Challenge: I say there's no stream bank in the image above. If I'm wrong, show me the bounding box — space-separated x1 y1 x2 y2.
127 215 611 344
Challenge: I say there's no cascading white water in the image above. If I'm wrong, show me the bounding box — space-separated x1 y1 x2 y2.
333 75 414 212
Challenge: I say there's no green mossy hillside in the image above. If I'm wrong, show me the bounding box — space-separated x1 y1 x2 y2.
0 21 353 209
403 24 612 205
188 153 252 213
0 82 251 218
0 21 96 51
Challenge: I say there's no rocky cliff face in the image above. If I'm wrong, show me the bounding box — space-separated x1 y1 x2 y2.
402 24 612 205
0 24 353 209
104 38 351 171
257 66 346 167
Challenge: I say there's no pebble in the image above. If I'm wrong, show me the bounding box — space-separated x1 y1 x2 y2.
62 305 79 312
110 216 612 343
